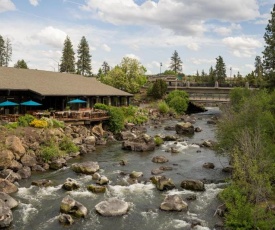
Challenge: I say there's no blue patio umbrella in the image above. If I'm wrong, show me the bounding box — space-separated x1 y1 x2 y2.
20 100 42 106
0 100 19 106
68 99 86 104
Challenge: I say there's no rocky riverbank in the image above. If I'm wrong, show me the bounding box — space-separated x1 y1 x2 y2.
0 109 229 228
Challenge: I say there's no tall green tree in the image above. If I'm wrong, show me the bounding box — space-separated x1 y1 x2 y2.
76 36 92 76
60 36 75 73
100 57 147 93
263 4 275 89
215 56 226 83
102 61 110 75
14 59 28 69
169 50 182 74
254 55 263 78
0 35 5 66
4 38 12 67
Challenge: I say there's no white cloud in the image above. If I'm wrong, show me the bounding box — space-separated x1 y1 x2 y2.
190 58 215 65
187 43 199 51
222 36 262 57
124 53 140 60
36 26 67 48
213 23 242 36
80 0 260 35
0 0 16 13
102 44 111 52
245 64 254 70
29 0 40 6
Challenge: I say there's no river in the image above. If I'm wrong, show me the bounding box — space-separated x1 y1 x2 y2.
11 107 229 230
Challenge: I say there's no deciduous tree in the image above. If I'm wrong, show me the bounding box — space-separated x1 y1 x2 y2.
4 38 12 67
102 61 110 75
0 35 5 66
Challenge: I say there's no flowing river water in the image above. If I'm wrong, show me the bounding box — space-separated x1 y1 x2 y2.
11 107 229 230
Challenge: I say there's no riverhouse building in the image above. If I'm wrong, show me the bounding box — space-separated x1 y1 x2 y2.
0 67 133 115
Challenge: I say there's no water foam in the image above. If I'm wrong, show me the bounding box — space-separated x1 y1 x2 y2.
19 203 38 224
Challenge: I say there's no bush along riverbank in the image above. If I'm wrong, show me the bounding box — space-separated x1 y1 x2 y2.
0 99 218 228
216 88 275 229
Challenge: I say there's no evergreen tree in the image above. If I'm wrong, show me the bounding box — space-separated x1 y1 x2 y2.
263 4 275 88
4 38 12 67
215 56 226 83
169 50 182 74
60 36 75 73
255 56 263 78
14 59 28 69
0 35 5 66
209 66 215 83
102 61 110 75
76 36 92 76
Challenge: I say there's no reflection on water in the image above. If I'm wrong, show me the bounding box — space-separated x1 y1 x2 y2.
12 108 229 230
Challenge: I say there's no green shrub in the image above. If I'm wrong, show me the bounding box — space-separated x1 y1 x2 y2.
108 106 125 133
147 79 167 99
165 90 189 114
17 114 35 127
59 136 79 153
94 103 109 111
52 119 65 128
5 122 18 129
40 143 62 162
154 136 164 146
158 101 169 114
168 96 188 114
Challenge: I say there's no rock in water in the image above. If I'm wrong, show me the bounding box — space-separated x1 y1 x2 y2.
95 198 130 216
181 179 205 191
0 199 13 228
0 179 18 194
160 195 188 211
0 192 18 209
62 178 80 191
71 161 100 174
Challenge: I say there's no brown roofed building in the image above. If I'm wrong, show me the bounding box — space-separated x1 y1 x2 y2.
0 67 132 113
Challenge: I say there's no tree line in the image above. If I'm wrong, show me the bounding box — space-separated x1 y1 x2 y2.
0 35 12 67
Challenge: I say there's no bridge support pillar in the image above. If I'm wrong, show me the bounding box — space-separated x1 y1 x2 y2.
187 81 190 88
245 82 249 88
215 81 219 88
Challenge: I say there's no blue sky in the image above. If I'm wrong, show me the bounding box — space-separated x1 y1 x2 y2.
0 0 273 76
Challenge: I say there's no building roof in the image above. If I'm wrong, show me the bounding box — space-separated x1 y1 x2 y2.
0 67 132 97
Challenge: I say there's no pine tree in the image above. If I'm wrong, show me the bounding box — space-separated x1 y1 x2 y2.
4 38 12 67
76 36 92 76
263 4 275 88
0 35 5 66
254 56 263 78
215 56 226 83
60 36 75 73
14 59 28 69
102 61 110 75
169 50 182 74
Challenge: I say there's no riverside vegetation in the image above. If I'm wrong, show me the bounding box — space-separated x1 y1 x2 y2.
217 88 275 229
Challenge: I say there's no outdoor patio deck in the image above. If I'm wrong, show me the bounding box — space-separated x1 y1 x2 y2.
0 109 110 125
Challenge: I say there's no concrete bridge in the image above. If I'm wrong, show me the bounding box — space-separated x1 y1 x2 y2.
148 76 257 105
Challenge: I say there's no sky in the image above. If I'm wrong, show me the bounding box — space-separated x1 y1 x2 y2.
0 0 274 76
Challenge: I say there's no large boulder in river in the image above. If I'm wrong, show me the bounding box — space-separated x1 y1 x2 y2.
160 195 188 211
17 166 31 179
122 134 156 152
175 122 195 135
5 135 26 159
152 156 169 163
0 179 18 194
71 161 100 175
116 131 137 141
0 150 14 169
95 198 130 216
0 199 13 228
31 179 53 187
62 178 80 191
59 213 74 225
49 158 67 170
155 176 175 191
60 195 88 218
0 169 21 183
181 179 205 191
0 192 18 209
87 184 106 193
